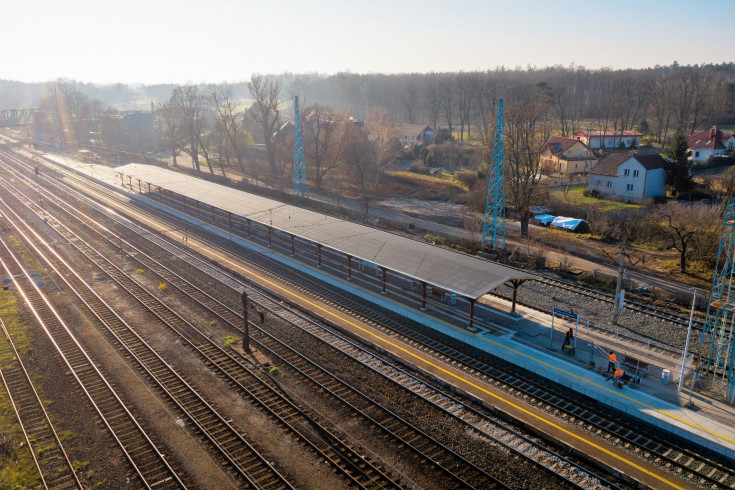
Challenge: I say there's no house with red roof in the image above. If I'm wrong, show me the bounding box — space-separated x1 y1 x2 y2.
687 126 735 162
539 136 596 174
573 130 642 150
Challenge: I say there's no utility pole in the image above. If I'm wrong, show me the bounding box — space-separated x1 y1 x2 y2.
241 291 249 352
612 238 626 323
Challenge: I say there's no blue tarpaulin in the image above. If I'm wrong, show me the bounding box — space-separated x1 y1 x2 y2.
551 216 589 231
534 214 556 225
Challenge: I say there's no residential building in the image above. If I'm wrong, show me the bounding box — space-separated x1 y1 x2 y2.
573 130 642 149
397 124 434 147
539 136 596 174
588 153 667 202
688 126 735 162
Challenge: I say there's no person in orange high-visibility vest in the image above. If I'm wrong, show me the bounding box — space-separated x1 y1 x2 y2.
614 368 633 382
608 351 617 373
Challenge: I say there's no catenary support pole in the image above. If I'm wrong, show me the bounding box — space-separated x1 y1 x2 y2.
241 291 249 352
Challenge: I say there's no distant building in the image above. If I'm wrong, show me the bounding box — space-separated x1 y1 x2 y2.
397 124 434 147
573 130 642 150
539 136 596 174
688 126 735 162
99 110 155 150
588 153 667 202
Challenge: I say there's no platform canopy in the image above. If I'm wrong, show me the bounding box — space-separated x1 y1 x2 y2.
116 164 537 300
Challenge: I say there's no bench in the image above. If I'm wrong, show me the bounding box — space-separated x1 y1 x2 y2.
621 355 649 378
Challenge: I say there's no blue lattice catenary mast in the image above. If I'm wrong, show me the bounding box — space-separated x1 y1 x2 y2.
481 99 505 250
700 196 735 402
292 96 308 197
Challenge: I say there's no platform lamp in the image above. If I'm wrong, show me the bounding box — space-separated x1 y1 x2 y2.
678 287 696 392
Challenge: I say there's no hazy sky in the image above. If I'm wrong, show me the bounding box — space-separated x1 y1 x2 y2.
3 0 734 84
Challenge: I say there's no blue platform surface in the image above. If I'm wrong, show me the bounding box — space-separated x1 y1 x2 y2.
43 152 735 462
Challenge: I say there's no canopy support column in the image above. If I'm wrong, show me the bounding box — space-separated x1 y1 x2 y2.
380 267 387 294
317 244 322 268
290 234 295 256
267 226 272 247
504 279 529 314
347 255 352 280
469 298 477 328
421 281 427 311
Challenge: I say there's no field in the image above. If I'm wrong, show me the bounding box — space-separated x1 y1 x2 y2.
550 186 646 211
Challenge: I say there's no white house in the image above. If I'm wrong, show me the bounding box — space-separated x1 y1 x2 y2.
688 126 735 162
588 153 667 202
539 136 596 174
397 124 434 147
573 130 642 150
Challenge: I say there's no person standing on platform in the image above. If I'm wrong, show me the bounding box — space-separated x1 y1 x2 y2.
564 328 573 346
608 351 617 373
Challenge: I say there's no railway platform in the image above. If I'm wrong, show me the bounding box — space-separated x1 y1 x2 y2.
38 151 735 468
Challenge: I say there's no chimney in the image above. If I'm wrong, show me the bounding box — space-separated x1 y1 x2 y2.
711 126 717 138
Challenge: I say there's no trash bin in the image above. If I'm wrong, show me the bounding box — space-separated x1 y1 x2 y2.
661 369 670 384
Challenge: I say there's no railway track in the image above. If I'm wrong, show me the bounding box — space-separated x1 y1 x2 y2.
0 141 603 487
0 318 82 490
0 234 186 490
4 147 733 487
35 172 592 488
0 165 400 489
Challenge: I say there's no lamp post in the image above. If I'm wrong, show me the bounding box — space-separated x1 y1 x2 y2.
678 288 696 392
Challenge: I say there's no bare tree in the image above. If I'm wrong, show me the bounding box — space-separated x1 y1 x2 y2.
399 78 419 124
343 123 374 191
690 68 717 133
655 202 721 273
645 75 674 145
156 101 183 167
456 73 475 141
471 72 498 144
208 84 246 172
303 104 350 190
603 75 646 147
423 78 442 130
438 75 455 134
366 106 399 187
505 86 550 238
170 86 203 172
247 75 282 176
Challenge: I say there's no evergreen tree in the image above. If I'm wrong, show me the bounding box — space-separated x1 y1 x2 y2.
663 131 692 196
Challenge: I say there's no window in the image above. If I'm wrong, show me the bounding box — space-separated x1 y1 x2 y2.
633 170 639 178
729 142 733 151
626 184 634 192
623 169 630 176
596 179 601 187
606 181 612 189
695 151 700 158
